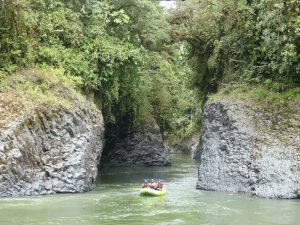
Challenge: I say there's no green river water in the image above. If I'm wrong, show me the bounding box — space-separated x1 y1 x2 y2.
1 155 300 225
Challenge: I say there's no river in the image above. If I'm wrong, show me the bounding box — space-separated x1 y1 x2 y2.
0 155 300 225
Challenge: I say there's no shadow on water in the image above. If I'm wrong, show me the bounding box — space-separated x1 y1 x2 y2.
0 154 300 225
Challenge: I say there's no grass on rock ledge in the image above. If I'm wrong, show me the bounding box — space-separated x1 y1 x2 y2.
209 82 300 107
0 66 89 129
208 82 300 143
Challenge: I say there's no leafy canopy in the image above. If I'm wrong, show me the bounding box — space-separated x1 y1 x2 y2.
0 0 201 139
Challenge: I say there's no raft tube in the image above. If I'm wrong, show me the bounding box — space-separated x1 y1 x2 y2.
140 188 167 196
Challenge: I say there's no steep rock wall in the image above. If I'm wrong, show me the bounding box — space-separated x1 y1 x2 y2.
103 122 171 166
195 99 300 199
0 104 104 197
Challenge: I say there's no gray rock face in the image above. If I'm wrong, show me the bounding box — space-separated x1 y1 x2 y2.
0 104 104 197
195 99 300 199
104 122 171 166
165 136 199 155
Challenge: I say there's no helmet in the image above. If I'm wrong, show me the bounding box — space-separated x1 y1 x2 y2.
151 179 154 182
158 179 161 183
144 179 148 183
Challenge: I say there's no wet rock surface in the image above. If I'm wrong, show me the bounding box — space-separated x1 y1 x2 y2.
103 122 171 166
195 99 300 199
0 104 104 197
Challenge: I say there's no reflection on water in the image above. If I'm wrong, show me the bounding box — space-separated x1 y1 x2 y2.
0 155 300 225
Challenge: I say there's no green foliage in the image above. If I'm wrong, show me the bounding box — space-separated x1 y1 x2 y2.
0 66 84 106
3 0 298 140
0 0 201 139
0 0 143 117
141 49 201 138
112 0 171 50
172 0 300 95
210 82 300 107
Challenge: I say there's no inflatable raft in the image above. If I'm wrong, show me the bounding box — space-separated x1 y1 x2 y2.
140 188 167 196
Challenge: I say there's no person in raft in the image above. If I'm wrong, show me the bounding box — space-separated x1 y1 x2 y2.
142 180 148 188
149 179 156 189
155 179 163 190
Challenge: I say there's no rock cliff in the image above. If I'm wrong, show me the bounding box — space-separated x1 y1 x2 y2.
103 122 171 166
195 98 300 199
0 106 104 197
0 70 104 197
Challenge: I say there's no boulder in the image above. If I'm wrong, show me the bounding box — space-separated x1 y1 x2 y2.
0 104 104 197
195 99 300 199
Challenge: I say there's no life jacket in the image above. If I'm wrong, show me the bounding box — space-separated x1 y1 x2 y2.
157 183 162 189
149 182 155 188
143 183 148 188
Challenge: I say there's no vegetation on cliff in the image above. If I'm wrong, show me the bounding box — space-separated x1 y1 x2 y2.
171 0 300 98
1 0 299 139
0 66 85 129
0 0 200 139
